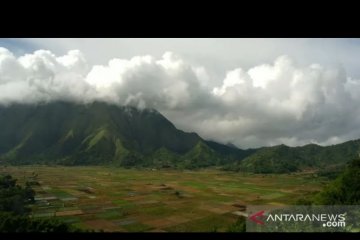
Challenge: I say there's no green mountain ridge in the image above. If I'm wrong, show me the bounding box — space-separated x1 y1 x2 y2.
225 140 360 173
0 101 248 167
0 101 359 172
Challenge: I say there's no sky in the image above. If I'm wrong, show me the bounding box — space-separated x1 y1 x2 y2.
1 38 360 149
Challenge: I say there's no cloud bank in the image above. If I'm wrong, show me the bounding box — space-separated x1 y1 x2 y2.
1 47 360 148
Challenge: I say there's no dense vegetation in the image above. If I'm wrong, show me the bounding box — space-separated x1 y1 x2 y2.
0 174 78 232
294 158 360 205
226 217 246 232
314 158 360 205
0 174 35 215
223 141 360 173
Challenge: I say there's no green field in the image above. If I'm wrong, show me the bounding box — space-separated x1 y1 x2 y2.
0 166 327 232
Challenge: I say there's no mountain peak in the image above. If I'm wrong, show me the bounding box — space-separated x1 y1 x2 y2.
226 142 238 149
0 101 213 165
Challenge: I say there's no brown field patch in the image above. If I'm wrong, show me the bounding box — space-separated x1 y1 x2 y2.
83 219 121 232
198 203 236 214
141 219 175 228
136 200 160 205
180 210 213 220
122 195 145 201
133 214 155 222
202 207 230 214
65 190 85 197
80 206 103 214
218 193 234 197
164 200 186 205
55 209 83 216
268 202 287 206
151 184 175 191
219 204 239 212
178 186 201 193
164 215 190 225
102 206 123 211
148 228 167 232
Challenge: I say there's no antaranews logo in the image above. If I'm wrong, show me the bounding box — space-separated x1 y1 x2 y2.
245 206 357 232
249 210 347 228
249 210 266 225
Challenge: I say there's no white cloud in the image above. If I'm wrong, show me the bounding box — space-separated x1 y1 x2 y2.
1 47 360 148
0 48 95 105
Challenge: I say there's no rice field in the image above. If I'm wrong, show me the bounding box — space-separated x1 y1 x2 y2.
0 166 327 232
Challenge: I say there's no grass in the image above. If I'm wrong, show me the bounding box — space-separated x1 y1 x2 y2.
112 199 131 205
139 205 176 217
165 214 236 232
57 216 82 224
48 189 74 198
96 210 127 220
1 165 326 232
181 181 208 190
121 222 152 232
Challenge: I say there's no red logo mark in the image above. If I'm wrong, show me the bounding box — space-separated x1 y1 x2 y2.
249 210 265 225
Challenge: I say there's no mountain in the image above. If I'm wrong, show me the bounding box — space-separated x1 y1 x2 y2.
225 140 360 173
0 101 359 172
0 101 249 167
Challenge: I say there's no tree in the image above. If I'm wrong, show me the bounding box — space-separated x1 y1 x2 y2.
0 174 81 232
0 175 35 215
226 217 246 232
314 158 360 205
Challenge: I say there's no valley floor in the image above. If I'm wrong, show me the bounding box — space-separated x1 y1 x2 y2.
0 166 327 232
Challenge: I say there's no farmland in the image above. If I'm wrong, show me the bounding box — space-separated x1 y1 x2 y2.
0 166 327 232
